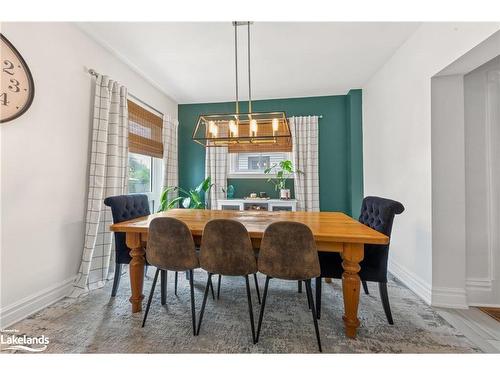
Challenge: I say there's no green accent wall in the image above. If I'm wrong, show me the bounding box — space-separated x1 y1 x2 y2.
178 92 363 215
346 89 364 217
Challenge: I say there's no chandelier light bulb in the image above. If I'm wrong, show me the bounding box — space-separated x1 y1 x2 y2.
272 118 279 134
250 119 258 137
229 120 238 137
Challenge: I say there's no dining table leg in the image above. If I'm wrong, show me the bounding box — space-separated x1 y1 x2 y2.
126 232 145 313
341 242 364 338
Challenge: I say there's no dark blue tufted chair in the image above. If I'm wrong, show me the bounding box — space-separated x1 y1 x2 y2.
315 196 404 324
104 194 169 299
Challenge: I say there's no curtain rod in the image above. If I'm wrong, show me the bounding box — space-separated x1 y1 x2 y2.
88 68 164 117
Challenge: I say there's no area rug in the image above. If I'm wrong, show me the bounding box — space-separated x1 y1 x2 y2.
2 269 480 353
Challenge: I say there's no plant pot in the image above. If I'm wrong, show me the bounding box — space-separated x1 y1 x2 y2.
279 189 291 200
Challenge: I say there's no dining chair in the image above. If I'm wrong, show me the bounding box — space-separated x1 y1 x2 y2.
197 219 259 344
141 217 199 335
256 221 322 352
315 196 404 324
104 194 174 302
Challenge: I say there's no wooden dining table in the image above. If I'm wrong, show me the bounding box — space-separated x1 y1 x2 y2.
110 208 388 339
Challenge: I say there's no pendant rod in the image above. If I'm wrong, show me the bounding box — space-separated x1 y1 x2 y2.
247 21 252 114
234 22 239 115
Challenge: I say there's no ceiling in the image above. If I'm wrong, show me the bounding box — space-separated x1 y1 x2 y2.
78 22 420 104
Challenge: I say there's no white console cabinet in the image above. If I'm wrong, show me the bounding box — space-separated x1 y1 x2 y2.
216 199 297 212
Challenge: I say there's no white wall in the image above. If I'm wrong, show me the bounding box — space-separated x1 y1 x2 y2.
0 22 177 328
363 23 500 305
464 56 500 306
430 75 467 308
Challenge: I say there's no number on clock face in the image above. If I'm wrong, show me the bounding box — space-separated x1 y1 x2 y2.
1 34 35 123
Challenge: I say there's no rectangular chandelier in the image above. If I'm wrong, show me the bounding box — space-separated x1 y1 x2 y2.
192 111 291 152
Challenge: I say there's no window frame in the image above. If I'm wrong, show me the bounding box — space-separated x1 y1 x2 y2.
227 151 293 179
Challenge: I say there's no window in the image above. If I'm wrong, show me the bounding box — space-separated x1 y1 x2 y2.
228 152 292 178
127 98 164 211
128 152 152 193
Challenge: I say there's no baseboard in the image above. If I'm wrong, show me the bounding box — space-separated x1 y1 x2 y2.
388 260 432 305
0 275 76 330
469 303 500 308
431 286 468 309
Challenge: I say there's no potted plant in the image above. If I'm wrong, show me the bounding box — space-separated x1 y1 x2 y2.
264 160 302 200
158 177 214 211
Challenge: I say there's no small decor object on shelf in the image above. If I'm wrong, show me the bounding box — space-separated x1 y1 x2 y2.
259 192 268 198
226 184 235 199
249 192 257 198
264 160 302 200
1 34 35 123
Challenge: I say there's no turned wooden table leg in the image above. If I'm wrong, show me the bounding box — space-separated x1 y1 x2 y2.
126 232 145 313
341 243 364 338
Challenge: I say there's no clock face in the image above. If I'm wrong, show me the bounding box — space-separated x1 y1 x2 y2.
1 34 35 123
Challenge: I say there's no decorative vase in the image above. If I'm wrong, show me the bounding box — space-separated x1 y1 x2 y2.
227 185 235 199
279 189 291 200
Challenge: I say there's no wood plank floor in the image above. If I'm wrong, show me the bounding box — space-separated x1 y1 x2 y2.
478 307 500 323
437 307 500 353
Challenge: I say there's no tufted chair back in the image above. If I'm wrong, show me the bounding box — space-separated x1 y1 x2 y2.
199 219 257 276
104 194 151 264
259 221 320 280
358 196 404 282
147 217 199 271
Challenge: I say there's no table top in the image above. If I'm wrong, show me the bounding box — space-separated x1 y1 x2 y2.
110 209 389 245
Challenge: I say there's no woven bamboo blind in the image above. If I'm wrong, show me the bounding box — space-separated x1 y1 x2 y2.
128 100 163 158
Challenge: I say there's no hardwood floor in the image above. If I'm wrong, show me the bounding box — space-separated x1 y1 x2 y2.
437 307 500 353
478 307 500 323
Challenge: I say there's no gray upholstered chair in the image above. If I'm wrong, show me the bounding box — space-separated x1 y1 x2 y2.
257 221 322 352
142 217 199 335
197 219 259 344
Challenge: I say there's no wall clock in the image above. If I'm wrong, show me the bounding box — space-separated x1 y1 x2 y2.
1 33 35 123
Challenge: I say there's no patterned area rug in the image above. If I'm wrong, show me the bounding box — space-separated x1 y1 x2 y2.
3 269 480 353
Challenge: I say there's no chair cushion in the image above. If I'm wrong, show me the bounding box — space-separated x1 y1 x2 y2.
199 219 257 276
259 221 320 280
104 194 150 264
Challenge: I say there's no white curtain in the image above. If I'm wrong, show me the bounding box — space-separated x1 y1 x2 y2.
162 115 179 202
290 116 320 211
205 146 228 209
71 76 129 297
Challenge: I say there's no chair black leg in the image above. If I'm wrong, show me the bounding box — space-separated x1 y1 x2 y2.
209 273 215 300
245 275 256 344
315 277 322 319
174 271 178 296
111 263 122 297
256 276 270 343
189 270 196 335
298 280 302 293
253 273 261 304
379 282 394 325
305 279 322 352
362 280 369 295
160 270 167 305
196 273 213 336
217 274 222 299
305 280 312 310
142 269 160 327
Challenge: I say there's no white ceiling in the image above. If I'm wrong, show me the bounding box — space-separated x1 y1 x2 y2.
78 22 420 104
